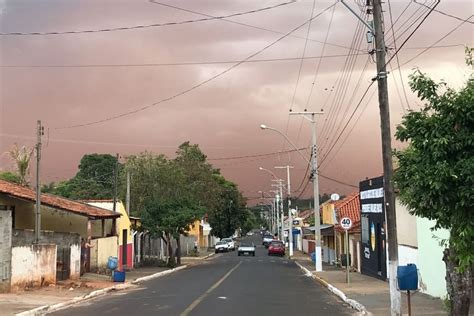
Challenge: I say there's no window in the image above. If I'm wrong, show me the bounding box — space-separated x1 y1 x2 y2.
361 215 369 244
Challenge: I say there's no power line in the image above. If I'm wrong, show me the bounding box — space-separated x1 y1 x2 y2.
0 1 297 36
1 53 366 68
387 0 411 112
208 147 309 161
53 3 338 130
398 14 473 68
149 0 355 52
413 0 474 24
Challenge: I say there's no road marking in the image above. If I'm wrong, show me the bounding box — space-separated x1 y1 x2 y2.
180 261 242 316
218 296 227 300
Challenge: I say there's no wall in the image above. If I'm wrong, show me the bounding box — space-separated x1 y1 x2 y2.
416 217 449 298
395 198 418 248
322 202 336 225
10 244 56 291
0 194 113 238
90 236 118 273
12 229 81 281
398 244 418 266
0 210 12 292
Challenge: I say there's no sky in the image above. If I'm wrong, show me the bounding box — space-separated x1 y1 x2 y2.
0 0 472 205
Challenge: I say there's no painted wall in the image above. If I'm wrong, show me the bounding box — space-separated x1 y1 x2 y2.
70 244 81 279
321 202 336 225
398 244 418 266
90 236 118 273
10 244 56 291
395 198 418 248
416 217 449 298
0 210 12 293
0 194 113 238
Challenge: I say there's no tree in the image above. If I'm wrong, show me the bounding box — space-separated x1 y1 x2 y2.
5 144 33 186
0 171 22 184
394 50 473 315
53 154 118 200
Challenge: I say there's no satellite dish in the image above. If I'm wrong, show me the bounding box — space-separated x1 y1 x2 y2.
331 193 340 201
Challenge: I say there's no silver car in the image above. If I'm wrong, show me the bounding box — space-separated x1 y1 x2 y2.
238 242 256 256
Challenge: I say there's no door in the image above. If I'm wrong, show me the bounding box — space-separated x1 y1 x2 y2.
0 210 12 292
122 229 127 269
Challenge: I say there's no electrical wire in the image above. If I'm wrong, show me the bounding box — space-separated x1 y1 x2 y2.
387 0 411 112
0 1 297 36
413 0 474 24
148 0 355 51
397 14 473 68
53 2 338 130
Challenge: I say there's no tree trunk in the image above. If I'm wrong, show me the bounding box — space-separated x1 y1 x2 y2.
176 235 182 266
166 232 176 267
443 247 472 316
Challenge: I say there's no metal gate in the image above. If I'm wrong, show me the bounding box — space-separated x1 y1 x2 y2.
56 248 71 281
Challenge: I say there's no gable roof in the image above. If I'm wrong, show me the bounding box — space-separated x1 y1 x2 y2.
0 179 120 220
334 192 361 233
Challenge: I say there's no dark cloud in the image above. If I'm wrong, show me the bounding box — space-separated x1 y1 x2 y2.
1 0 472 201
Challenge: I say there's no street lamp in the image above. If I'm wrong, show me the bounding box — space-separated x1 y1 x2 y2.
259 167 284 239
260 121 323 272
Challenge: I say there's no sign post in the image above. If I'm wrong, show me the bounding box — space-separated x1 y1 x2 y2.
340 217 352 284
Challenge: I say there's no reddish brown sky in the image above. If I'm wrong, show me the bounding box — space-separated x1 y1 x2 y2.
0 0 472 204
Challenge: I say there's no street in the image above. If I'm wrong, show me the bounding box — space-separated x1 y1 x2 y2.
51 236 356 316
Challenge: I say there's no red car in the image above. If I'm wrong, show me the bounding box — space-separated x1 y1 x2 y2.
268 240 285 257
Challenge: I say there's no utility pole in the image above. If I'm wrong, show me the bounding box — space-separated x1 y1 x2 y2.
290 111 323 272
372 0 400 314
126 170 131 215
113 153 119 212
276 165 294 257
34 120 44 244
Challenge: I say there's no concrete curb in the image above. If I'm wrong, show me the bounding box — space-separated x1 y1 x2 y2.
181 252 215 261
16 265 188 316
294 261 370 315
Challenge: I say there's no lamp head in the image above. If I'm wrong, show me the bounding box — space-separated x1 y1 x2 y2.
259 167 264 170
260 124 267 130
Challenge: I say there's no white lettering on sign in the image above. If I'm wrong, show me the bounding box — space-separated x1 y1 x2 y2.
364 247 370 259
360 188 384 200
340 217 352 230
361 204 383 213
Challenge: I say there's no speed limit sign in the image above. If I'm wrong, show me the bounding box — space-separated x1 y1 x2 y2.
340 217 352 230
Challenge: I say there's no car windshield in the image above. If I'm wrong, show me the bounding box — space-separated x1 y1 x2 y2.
264 235 273 239
216 241 227 245
222 238 232 242
270 241 283 247
240 243 254 247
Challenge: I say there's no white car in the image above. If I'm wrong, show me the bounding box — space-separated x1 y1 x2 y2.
238 242 256 256
222 238 235 251
215 241 229 253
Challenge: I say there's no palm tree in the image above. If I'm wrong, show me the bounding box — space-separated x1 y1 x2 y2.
6 144 34 186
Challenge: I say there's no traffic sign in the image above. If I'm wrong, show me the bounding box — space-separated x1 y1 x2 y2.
340 217 352 230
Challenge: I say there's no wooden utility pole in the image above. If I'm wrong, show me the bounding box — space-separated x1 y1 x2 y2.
126 170 131 215
34 120 44 244
113 153 119 212
372 0 401 314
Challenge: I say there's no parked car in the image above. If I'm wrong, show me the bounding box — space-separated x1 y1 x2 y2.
262 234 274 248
215 241 229 253
238 242 256 256
222 238 235 251
268 240 285 257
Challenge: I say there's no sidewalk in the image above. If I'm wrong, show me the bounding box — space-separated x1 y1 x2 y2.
292 251 447 315
1 265 172 316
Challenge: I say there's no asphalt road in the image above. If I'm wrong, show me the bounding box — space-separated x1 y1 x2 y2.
51 235 356 316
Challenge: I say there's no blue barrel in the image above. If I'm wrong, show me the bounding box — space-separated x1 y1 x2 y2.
397 264 418 291
113 270 126 282
107 256 118 271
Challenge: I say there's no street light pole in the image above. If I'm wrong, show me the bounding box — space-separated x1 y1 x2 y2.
289 112 323 272
276 165 294 257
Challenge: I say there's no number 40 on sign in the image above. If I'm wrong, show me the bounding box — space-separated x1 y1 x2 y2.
340 217 352 230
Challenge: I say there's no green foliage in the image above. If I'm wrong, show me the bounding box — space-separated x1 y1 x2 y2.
53 154 118 200
5 144 33 186
394 64 473 270
0 171 22 184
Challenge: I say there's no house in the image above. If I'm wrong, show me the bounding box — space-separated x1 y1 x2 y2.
334 193 361 271
85 200 134 271
359 176 419 281
188 215 216 249
0 179 120 292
